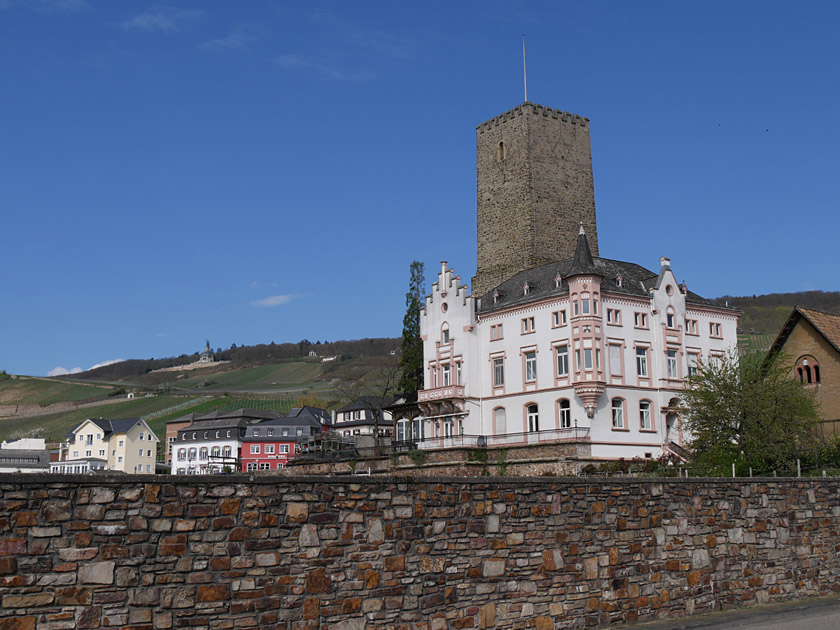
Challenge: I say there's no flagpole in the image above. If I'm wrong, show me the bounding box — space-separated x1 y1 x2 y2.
522 35 528 103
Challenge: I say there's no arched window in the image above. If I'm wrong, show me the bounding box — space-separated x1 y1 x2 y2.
493 407 506 434
796 356 820 385
558 399 571 429
497 141 505 161
441 323 450 345
666 308 676 329
526 404 539 432
611 398 625 429
639 400 652 430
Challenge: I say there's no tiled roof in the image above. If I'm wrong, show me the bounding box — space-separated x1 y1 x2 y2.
772 307 840 356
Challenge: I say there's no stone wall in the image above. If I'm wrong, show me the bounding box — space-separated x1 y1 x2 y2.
2 475 840 629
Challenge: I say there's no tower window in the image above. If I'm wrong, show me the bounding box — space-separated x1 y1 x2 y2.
497 141 506 161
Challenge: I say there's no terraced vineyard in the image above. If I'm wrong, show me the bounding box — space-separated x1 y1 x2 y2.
0 376 113 406
173 362 326 392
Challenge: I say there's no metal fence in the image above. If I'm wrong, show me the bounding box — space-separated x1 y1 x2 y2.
392 426 590 452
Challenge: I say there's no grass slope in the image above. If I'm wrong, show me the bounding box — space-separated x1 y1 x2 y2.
0 376 113 406
174 362 325 392
0 395 183 443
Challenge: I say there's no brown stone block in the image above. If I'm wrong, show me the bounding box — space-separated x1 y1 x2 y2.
0 558 16 575
342 597 362 614
210 556 230 571
365 570 380 589
0 616 36 630
687 571 701 586
11 511 38 527
76 605 101 629
220 498 241 515
303 597 319 619
41 499 72 522
384 555 405 571
212 516 236 529
144 484 161 503
197 584 229 602
0 537 26 556
229 527 250 541
478 602 495 629
287 502 308 522
159 534 187 556
586 597 599 612
305 568 331 594
56 586 92 605
2 593 54 607
188 504 214 518
453 618 474 629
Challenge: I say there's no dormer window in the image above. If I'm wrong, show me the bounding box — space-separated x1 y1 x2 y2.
523 282 530 296
493 289 499 304
554 273 562 289
616 274 623 288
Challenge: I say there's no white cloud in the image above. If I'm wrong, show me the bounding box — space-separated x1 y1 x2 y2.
47 366 82 377
122 6 202 32
274 54 375 82
88 359 124 371
1 0 89 12
201 25 256 51
250 294 296 308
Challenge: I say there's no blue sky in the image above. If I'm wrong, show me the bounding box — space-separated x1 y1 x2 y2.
2 1 838 377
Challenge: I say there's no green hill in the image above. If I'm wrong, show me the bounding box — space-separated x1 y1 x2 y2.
714 291 840 337
0 375 114 406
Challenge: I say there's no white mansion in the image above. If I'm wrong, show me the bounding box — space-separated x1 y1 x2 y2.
414 102 738 460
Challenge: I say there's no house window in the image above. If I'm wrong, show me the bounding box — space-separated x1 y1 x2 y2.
442 364 451 386
710 322 722 338
640 401 652 430
612 399 625 429
222 446 231 458
666 310 676 328
441 324 450 344
253 429 260 437
636 347 649 378
607 309 621 325
139 432 144 441
211 446 220 457
146 464 152 473
525 351 537 382
686 319 698 335
609 344 622 376
280 444 290 454
251 445 260 454
558 400 571 429
264 444 275 454
493 357 505 387
552 310 567 327
580 292 591 315
444 418 454 437
117 456 123 463
490 324 503 340
667 349 679 379
247 462 257 472
796 357 821 384
396 419 410 441
200 447 208 460
118 440 124 447
456 362 462 385
188 448 196 460
634 313 648 328
687 353 699 378
583 348 593 370
86 450 91 457
215 431 220 438
522 317 535 334
556 346 569 377
526 404 539 432
177 449 186 462
99 450 105 457
494 407 506 434
267 429 274 437
259 463 270 470
282 428 290 437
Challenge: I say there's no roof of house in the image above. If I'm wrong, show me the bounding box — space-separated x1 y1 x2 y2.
0 449 50 469
476 230 726 315
68 417 150 439
335 396 401 414
181 408 284 432
286 406 331 423
769 307 840 356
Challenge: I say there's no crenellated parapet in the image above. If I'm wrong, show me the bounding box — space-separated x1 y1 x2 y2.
477 102 589 134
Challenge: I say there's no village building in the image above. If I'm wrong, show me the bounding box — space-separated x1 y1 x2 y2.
239 406 329 471
768 307 840 436
0 438 50 474
417 102 739 459
53 417 159 474
332 396 401 438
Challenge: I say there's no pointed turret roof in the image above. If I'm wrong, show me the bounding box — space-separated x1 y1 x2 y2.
566 223 599 278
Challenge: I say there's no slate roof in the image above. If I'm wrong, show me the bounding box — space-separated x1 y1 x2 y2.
476 231 720 315
184 408 284 431
335 396 401 413
769 307 840 356
68 417 146 439
0 449 50 470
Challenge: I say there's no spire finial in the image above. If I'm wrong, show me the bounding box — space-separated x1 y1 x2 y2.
579 221 585 235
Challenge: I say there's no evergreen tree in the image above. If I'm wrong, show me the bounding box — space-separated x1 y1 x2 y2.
398 261 425 399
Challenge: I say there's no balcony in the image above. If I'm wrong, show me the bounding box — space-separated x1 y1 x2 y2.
394 427 590 451
418 385 465 402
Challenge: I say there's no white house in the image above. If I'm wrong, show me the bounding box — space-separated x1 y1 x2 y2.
53 417 159 474
417 229 739 460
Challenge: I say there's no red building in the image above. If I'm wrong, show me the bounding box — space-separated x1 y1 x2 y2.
239 406 328 472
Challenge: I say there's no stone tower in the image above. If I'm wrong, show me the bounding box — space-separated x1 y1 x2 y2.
471 102 598 297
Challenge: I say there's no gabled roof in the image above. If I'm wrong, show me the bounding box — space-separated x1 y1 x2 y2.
286 406 331 423
769 307 840 357
68 417 148 438
183 408 284 432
